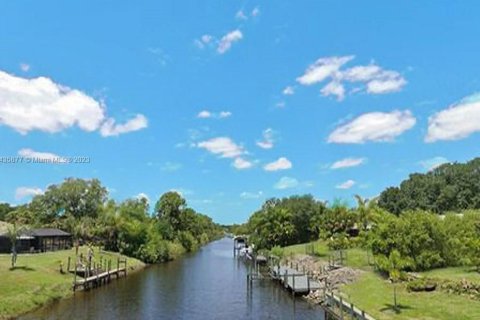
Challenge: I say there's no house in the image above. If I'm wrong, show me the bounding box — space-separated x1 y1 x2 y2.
0 223 72 253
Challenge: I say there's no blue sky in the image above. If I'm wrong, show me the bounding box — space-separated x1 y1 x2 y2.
1 1 480 224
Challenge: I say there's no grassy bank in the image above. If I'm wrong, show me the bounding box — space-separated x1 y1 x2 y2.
282 241 480 320
0 247 145 320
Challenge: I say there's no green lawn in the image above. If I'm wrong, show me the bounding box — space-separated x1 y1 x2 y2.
421 266 480 283
282 240 480 320
0 247 145 319
341 271 480 320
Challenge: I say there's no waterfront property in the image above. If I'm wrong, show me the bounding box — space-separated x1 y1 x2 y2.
0 224 72 253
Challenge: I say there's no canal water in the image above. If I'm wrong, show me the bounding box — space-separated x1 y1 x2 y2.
22 238 325 320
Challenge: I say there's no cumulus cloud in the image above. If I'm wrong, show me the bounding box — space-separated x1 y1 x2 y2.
198 137 244 158
328 110 416 144
264 157 292 171
296 57 406 100
15 187 43 200
336 180 356 190
198 136 253 170
18 148 67 163
100 114 148 137
297 56 354 85
197 110 212 118
256 128 276 149
0 70 147 136
217 30 243 54
274 177 299 190
330 157 366 169
426 93 480 142
419 157 449 171
233 157 253 170
321 81 345 101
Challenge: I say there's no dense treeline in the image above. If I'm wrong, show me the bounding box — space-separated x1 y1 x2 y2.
369 210 480 272
378 158 480 215
1 178 222 263
244 194 480 272
240 158 480 273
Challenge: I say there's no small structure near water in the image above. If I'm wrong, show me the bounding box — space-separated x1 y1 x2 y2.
0 224 72 253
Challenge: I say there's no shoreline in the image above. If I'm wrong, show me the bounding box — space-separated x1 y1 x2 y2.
0 248 146 320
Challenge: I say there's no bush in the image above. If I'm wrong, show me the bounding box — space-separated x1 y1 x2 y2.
177 231 198 252
407 279 437 292
270 246 284 258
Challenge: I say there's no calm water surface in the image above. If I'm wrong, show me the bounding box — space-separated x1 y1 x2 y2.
22 238 325 320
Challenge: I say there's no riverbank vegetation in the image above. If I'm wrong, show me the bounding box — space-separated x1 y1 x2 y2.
1 178 223 263
238 158 480 319
0 246 144 319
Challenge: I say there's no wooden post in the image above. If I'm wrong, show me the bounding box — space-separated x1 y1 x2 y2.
362 310 366 319
292 274 295 296
350 303 354 319
307 272 310 292
73 261 77 292
67 256 71 273
108 260 111 282
117 258 120 278
340 297 344 320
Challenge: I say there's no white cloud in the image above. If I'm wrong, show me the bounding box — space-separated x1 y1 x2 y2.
251 7 260 17
342 65 382 82
197 110 232 119
136 193 150 202
419 157 449 171
274 177 299 190
219 111 232 118
256 128 276 149
297 56 354 85
321 81 345 101
296 57 406 99
331 157 366 169
15 187 43 200
283 86 295 95
18 148 67 164
0 70 147 136
20 63 30 72
194 34 213 49
264 157 292 171
100 114 148 137
328 110 416 144
217 30 243 54
240 191 263 199
336 180 356 190
233 157 253 170
197 110 212 118
426 93 480 142
235 10 248 20
197 137 244 158
366 73 406 94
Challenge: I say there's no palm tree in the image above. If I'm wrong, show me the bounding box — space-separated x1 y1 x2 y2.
378 249 410 311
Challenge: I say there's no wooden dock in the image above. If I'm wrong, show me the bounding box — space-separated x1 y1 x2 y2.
270 264 322 294
69 257 128 291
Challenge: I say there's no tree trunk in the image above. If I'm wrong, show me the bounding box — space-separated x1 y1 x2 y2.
393 284 397 310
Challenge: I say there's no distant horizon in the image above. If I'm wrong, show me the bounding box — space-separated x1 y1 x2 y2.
1 1 480 225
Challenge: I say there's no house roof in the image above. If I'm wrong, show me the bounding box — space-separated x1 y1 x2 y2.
23 228 71 237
